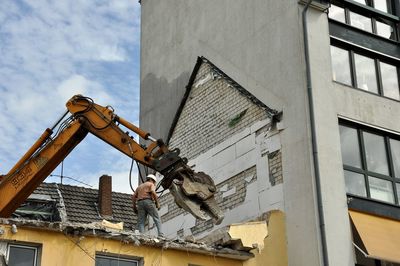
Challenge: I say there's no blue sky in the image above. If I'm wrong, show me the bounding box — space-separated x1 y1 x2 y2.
0 1 141 193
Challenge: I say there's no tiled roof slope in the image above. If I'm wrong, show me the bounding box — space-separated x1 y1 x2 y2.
33 182 61 200
32 183 136 230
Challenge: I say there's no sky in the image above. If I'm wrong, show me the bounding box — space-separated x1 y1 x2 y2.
0 1 141 194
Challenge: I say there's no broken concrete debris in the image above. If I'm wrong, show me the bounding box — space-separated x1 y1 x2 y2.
0 218 254 261
100 219 123 231
199 220 268 253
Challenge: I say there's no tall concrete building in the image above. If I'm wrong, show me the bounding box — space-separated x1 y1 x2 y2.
140 1 400 265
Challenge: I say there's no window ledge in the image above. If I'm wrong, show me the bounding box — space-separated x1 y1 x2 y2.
347 194 400 221
298 0 330 12
333 80 400 103
330 23 400 63
329 19 399 45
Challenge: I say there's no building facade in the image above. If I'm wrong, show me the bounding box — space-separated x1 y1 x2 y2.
155 57 284 238
0 179 253 266
139 1 400 265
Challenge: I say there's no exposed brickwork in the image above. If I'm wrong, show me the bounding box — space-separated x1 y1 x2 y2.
163 60 276 237
159 192 185 222
189 166 257 236
98 175 112 217
160 166 257 236
169 63 269 160
190 218 214 235
268 150 283 185
219 166 256 210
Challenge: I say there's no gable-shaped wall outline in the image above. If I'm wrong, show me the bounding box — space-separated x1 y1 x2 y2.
168 57 280 161
156 57 284 238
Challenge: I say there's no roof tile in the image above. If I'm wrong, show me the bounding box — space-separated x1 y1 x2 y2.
28 183 137 230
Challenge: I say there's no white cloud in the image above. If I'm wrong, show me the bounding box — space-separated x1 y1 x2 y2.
55 74 114 104
98 45 127 62
56 75 90 99
0 0 141 193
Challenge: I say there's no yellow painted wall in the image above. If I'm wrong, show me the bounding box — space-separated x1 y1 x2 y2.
243 211 288 266
0 224 242 266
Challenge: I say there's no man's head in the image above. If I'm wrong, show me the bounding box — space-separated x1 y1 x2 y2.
146 174 157 184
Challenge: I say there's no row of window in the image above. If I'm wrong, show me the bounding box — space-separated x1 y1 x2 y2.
352 0 394 14
330 45 400 100
4 243 139 266
340 123 400 205
329 3 397 41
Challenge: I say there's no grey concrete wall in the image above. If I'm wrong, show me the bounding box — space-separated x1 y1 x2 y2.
306 8 355 266
140 1 323 265
141 0 293 140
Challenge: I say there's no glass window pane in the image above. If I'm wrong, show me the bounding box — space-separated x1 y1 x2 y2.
95 257 138 266
344 170 367 196
352 0 370 5
96 257 110 266
329 5 346 23
8 246 36 266
354 53 378 93
369 176 394 203
390 138 400 178
364 132 389 175
330 46 352 86
380 62 400 100
397 183 400 203
350 11 372 32
374 0 388 13
340 125 362 168
376 20 395 39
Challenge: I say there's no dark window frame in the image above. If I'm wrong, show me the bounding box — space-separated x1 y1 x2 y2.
329 0 400 41
7 243 40 266
348 0 397 16
95 253 143 266
340 120 400 206
330 41 400 101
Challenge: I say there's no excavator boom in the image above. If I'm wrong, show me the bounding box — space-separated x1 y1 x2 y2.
0 95 224 224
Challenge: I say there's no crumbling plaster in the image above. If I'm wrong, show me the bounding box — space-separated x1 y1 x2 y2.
0 219 253 263
159 119 284 238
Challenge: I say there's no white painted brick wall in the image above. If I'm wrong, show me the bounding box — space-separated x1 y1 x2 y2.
169 62 268 160
160 123 285 238
160 61 284 238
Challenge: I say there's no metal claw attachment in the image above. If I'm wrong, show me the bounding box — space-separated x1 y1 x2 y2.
162 164 224 225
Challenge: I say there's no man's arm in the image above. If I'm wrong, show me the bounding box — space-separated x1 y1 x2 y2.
149 183 160 209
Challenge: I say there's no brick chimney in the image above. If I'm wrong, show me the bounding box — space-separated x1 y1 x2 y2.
98 175 112 217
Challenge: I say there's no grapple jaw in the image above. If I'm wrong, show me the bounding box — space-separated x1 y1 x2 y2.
160 164 224 225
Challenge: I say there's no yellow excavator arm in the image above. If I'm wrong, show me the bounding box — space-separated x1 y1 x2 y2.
0 95 223 224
